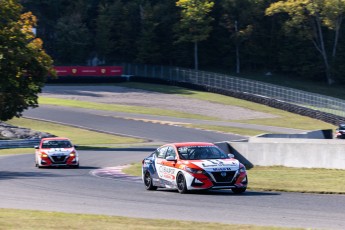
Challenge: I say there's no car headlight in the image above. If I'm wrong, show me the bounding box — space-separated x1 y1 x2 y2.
239 166 246 173
69 151 76 157
41 153 48 158
185 166 204 174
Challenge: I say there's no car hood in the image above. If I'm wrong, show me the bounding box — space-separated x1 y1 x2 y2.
184 159 240 172
45 148 74 155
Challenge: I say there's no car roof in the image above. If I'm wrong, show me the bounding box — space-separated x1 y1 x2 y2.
166 142 215 148
41 137 70 141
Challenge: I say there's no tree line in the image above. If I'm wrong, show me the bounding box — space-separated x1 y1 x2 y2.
20 0 345 85
2 0 345 121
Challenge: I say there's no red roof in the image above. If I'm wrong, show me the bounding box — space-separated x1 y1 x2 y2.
169 142 215 148
41 137 70 141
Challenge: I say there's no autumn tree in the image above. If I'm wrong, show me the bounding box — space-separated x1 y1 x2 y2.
266 0 345 85
176 0 214 70
0 0 54 121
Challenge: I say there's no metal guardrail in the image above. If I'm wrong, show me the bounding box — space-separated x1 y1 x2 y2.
0 139 41 149
116 63 345 118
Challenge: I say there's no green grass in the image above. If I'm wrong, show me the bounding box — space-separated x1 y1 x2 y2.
123 163 345 194
117 82 336 131
39 97 217 121
248 166 345 194
0 148 33 155
38 83 337 132
5 117 145 147
0 208 302 230
182 124 268 136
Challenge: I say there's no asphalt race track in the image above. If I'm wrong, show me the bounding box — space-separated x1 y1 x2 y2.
0 105 344 229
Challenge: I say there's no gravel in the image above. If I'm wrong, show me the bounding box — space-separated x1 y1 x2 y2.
0 122 54 140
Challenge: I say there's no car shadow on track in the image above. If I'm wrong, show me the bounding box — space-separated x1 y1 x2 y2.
36 166 99 170
0 171 62 180
158 189 280 196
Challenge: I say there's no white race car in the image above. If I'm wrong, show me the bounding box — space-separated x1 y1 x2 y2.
35 137 79 168
142 142 247 194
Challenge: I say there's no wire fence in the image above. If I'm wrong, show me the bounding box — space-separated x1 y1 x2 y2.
118 63 345 118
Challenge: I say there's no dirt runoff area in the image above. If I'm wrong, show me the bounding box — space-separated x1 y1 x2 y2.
41 85 278 121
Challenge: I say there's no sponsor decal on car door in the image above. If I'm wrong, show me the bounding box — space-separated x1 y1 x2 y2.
155 158 175 182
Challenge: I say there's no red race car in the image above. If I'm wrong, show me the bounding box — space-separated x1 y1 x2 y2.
142 142 248 194
35 137 79 168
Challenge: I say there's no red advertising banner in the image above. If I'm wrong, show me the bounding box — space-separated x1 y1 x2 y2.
54 66 123 76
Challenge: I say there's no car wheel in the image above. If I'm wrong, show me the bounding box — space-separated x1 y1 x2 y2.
36 160 43 168
231 187 247 194
71 164 79 169
144 171 157 190
177 173 188 194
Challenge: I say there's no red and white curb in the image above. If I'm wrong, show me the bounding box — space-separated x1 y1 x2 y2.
90 165 142 183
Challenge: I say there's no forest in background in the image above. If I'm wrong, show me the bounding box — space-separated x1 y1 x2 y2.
20 0 345 85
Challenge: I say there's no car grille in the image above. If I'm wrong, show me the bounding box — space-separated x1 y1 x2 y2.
211 171 236 183
51 155 68 164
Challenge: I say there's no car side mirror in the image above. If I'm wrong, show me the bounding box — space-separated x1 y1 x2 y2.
228 153 235 158
34 146 39 149
74 145 78 149
166 156 176 161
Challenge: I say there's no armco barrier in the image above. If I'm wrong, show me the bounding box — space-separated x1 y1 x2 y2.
0 139 40 149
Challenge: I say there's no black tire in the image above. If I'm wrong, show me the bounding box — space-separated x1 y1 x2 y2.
231 187 247 194
144 171 157 190
176 173 188 194
232 176 248 194
71 164 79 169
36 160 42 168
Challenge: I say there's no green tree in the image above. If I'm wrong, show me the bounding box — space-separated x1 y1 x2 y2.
176 0 214 70
0 0 54 121
94 1 116 64
54 1 92 64
220 0 257 74
266 0 345 85
107 0 141 62
136 2 161 64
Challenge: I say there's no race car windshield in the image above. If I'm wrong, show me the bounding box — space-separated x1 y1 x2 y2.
42 140 72 148
177 146 228 160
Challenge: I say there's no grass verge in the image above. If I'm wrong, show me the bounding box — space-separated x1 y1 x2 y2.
123 163 345 194
39 97 217 121
0 208 301 230
0 148 33 156
182 124 268 136
38 86 335 133
117 82 336 131
3 117 145 150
